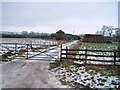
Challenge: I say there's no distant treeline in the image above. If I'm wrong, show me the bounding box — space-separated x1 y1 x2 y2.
2 34 51 39
2 31 82 41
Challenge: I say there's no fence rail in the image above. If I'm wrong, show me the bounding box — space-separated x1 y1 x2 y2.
60 46 120 66
62 49 120 52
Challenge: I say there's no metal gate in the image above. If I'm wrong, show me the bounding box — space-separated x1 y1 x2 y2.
1 43 60 61
25 44 60 61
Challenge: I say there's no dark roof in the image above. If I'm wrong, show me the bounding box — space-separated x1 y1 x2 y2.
56 30 65 34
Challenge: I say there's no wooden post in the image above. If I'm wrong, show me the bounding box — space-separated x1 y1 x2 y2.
26 44 29 59
66 46 68 59
30 41 32 49
60 44 62 62
15 43 17 53
114 50 116 66
85 49 87 65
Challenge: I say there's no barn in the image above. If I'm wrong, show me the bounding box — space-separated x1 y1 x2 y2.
51 30 81 40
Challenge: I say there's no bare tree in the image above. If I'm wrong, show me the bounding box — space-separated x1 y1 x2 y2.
101 25 107 36
115 28 120 37
107 26 114 37
21 31 28 35
100 25 114 37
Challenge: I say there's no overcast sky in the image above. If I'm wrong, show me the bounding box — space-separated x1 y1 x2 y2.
2 1 118 34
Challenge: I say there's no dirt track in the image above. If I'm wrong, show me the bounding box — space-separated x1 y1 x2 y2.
2 60 69 88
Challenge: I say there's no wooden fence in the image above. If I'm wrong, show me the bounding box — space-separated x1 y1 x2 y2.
60 46 120 66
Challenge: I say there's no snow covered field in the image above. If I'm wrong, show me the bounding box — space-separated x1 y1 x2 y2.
1 38 58 44
1 38 59 53
51 62 120 88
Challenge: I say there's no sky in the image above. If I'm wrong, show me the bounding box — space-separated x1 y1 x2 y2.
2 1 118 35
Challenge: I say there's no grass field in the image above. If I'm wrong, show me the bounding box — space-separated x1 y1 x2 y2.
79 42 119 50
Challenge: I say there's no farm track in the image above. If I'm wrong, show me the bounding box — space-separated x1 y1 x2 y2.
1 40 78 88
2 60 68 88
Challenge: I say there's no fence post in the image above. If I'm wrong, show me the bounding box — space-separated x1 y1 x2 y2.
114 50 116 66
30 41 32 49
60 44 62 62
26 44 29 59
85 49 87 65
15 43 17 53
66 46 68 59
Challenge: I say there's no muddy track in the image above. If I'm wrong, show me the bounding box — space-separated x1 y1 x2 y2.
2 60 69 88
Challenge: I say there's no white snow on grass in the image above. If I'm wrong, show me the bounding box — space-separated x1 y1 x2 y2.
1 38 58 44
51 64 120 88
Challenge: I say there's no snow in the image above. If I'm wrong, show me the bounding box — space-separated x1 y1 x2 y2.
1 38 58 44
1 38 58 54
52 65 120 88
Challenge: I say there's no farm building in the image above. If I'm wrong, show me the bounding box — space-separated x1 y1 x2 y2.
51 30 66 40
51 30 81 40
82 34 106 43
